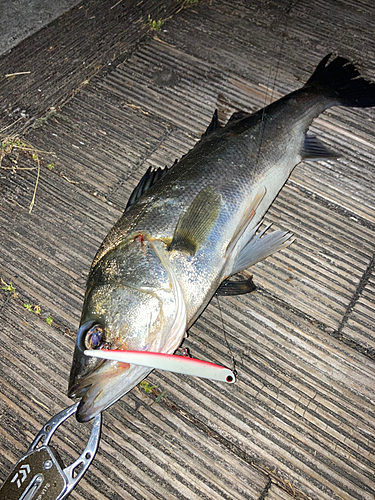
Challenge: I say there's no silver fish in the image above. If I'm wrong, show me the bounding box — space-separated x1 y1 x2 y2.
68 54 375 422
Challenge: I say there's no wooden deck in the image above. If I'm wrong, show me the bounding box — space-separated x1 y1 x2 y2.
0 0 374 499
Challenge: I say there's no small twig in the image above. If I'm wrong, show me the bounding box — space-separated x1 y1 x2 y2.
153 35 176 47
29 157 40 214
111 0 123 8
11 145 55 154
0 116 25 134
60 174 79 184
5 71 31 78
8 198 24 210
0 166 37 171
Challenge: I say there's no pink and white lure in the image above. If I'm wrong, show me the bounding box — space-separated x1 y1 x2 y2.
84 349 236 384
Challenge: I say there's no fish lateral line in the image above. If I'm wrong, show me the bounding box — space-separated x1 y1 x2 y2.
84 349 236 384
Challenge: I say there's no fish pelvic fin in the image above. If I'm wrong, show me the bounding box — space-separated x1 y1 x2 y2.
305 53 375 108
216 276 256 296
230 223 295 276
169 186 222 255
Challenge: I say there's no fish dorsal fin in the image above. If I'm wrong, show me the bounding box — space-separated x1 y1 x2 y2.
202 109 221 138
226 187 266 257
302 135 338 161
227 110 249 124
124 166 169 212
169 186 222 255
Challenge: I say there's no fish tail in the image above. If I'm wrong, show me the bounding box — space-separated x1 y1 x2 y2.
305 53 375 108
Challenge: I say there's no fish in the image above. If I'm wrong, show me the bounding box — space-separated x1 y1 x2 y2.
68 54 375 422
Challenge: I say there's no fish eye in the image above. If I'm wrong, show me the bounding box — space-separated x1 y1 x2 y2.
84 324 104 350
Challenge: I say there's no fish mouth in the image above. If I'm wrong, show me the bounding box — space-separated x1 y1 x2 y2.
68 321 155 422
68 357 152 422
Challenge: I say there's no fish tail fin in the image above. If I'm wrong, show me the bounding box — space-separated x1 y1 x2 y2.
305 53 375 108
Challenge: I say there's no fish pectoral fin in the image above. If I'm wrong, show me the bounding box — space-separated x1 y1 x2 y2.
230 224 295 275
169 186 222 256
216 276 256 296
302 135 338 161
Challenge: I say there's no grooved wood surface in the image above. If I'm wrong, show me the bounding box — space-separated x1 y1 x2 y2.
0 0 375 499
266 484 295 500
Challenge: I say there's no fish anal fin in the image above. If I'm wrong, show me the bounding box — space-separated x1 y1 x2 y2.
226 187 267 257
216 276 256 296
231 224 295 276
169 186 222 256
302 135 338 161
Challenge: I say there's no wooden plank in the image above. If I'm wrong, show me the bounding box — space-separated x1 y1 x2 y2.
342 267 375 352
0 0 186 129
257 186 375 331
266 484 295 500
27 89 181 207
0 163 117 325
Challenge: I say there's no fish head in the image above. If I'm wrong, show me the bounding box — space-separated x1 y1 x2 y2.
68 234 186 422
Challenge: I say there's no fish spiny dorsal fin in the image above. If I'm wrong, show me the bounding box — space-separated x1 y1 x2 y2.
169 186 222 256
201 109 221 138
302 135 338 161
124 165 169 212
